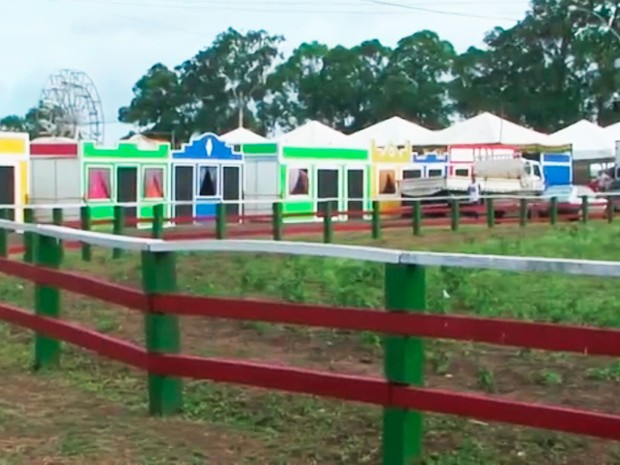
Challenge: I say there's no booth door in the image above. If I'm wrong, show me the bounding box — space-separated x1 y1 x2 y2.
317 169 339 217
346 169 364 219
117 167 138 223
174 166 194 222
0 166 15 220
222 166 241 218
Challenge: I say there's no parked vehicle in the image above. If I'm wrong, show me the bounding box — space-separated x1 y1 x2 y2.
399 157 545 199
604 179 620 211
539 185 607 217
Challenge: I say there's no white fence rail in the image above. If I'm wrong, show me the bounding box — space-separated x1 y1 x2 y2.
0 219 618 278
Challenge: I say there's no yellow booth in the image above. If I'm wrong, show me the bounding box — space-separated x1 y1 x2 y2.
0 131 30 222
370 140 414 213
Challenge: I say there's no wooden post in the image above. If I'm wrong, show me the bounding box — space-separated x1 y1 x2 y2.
0 208 7 257
412 200 422 237
80 206 92 262
372 200 381 240
607 195 614 224
581 195 589 224
23 208 35 263
519 198 528 227
323 203 333 244
272 202 283 241
113 205 124 259
382 263 426 465
550 197 558 225
52 207 64 261
450 199 459 232
216 202 227 240
486 198 495 228
34 234 63 370
141 250 182 415
152 204 164 239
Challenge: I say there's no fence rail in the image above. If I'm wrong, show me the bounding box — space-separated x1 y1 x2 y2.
0 221 618 464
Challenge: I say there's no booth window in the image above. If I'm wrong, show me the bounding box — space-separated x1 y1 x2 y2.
87 167 111 200
403 169 422 179
455 168 469 177
198 166 218 196
288 168 309 195
428 169 443 177
379 170 397 194
143 167 164 198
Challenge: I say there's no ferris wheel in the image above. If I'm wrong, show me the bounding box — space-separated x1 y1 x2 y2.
38 69 105 143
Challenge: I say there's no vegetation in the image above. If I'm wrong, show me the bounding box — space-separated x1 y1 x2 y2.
0 223 620 463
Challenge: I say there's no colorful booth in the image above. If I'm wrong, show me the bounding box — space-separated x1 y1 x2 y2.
239 142 279 217
0 131 29 222
279 146 370 221
81 137 171 222
30 137 80 221
172 133 243 221
371 141 430 212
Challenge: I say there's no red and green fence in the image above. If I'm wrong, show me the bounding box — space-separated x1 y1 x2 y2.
0 219 618 464
11 193 620 251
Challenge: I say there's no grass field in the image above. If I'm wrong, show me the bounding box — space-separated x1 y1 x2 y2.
1 223 620 464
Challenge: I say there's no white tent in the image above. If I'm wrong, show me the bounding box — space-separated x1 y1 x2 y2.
348 116 433 146
278 120 362 147
605 121 620 143
550 120 613 161
220 127 268 144
428 112 560 146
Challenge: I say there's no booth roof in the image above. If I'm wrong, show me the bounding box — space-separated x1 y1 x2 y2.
549 119 613 160
220 127 268 144
278 120 364 148
348 116 433 146
428 112 561 146
30 136 77 144
605 121 620 142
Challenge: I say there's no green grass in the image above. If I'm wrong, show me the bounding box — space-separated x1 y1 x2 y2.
1 222 620 464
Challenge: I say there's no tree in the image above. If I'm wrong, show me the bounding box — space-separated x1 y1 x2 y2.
120 28 283 139
376 31 456 129
0 104 60 139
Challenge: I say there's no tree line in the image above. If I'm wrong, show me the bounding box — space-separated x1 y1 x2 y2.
2 0 619 145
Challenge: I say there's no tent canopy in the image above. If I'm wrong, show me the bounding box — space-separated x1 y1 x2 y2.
278 120 362 147
220 127 268 144
550 119 613 161
605 121 620 143
348 116 433 146
428 112 562 146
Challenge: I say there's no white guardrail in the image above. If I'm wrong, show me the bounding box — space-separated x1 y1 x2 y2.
0 219 619 278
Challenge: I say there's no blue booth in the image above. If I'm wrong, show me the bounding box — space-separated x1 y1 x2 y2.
172 133 243 221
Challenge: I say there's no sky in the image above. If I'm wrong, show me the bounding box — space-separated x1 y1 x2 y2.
0 0 530 143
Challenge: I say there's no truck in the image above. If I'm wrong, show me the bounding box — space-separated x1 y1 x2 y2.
398 157 546 217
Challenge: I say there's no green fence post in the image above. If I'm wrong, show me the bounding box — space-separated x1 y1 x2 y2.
152 204 164 239
0 208 7 257
323 203 333 244
519 198 528 227
52 207 64 260
383 263 426 465
141 250 182 416
607 195 614 224
581 195 589 224
216 202 227 240
113 205 125 259
412 200 422 237
272 202 283 241
486 198 495 228
23 208 35 263
372 200 381 240
550 197 558 226
34 233 62 370
450 199 459 232
80 206 92 262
